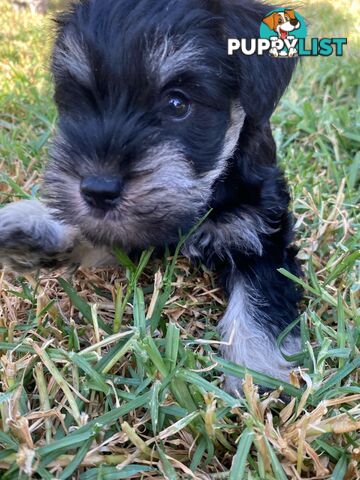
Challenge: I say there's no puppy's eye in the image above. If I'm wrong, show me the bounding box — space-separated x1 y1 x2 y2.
285 15 290 21
278 17 283 24
165 92 191 120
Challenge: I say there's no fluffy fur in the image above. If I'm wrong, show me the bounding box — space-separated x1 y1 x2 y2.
0 0 302 392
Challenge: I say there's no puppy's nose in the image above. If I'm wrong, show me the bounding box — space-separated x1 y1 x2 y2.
80 175 123 209
290 19 299 26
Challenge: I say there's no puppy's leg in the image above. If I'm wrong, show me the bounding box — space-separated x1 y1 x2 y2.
0 199 106 272
218 261 301 395
184 214 301 394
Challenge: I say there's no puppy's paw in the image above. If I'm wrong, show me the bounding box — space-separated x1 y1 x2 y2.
269 47 279 57
222 339 300 397
218 284 301 395
0 200 78 271
288 47 298 57
222 375 244 397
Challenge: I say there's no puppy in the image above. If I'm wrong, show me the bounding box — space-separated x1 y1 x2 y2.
262 9 300 40
263 9 300 57
0 0 302 393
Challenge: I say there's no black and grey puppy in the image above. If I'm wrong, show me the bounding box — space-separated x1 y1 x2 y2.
0 0 302 391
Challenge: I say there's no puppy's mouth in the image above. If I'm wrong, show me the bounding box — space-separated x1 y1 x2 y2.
85 204 118 220
279 28 288 40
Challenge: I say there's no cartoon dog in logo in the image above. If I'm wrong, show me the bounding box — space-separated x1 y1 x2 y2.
263 10 300 57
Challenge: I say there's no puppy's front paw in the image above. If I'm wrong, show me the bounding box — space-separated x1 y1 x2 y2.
218 280 301 395
288 47 298 57
220 335 299 396
222 375 245 397
0 200 78 271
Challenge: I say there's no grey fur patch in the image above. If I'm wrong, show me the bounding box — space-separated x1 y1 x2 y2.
147 36 205 86
183 211 275 262
53 31 91 85
218 280 300 395
75 246 116 268
0 199 116 272
199 103 246 187
0 200 78 271
45 141 216 249
219 103 246 164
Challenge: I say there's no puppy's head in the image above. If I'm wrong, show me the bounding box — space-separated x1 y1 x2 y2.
44 0 297 249
263 10 300 39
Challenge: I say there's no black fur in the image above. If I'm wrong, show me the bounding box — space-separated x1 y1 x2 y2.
47 0 302 382
207 117 302 337
0 0 303 387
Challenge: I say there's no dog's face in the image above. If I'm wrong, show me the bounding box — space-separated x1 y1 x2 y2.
44 0 296 249
262 10 300 39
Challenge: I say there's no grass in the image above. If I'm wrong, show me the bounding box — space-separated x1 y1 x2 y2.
0 0 359 478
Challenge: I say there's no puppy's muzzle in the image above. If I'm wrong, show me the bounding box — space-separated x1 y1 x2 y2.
80 175 123 209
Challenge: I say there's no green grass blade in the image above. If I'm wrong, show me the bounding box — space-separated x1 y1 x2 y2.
336 293 346 369
325 251 360 285
66 351 110 394
142 336 169 378
133 287 146 338
330 454 348 480
229 428 254 480
150 380 161 435
58 278 111 334
113 246 137 273
38 431 95 459
100 332 139 375
59 437 94 480
165 322 180 372
214 356 302 398
0 432 18 450
264 438 288 480
190 437 207 472
29 340 82 426
312 357 360 401
157 443 179 480
79 465 154 480
176 370 241 408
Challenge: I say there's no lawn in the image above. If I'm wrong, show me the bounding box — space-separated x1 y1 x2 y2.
0 1 359 479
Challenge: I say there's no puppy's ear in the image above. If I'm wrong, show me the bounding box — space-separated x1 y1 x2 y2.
262 13 276 31
284 9 296 20
222 1 298 123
